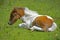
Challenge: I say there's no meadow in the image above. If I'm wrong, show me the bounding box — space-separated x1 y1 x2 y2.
0 0 60 40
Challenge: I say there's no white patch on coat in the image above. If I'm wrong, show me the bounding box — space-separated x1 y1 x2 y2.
19 7 57 31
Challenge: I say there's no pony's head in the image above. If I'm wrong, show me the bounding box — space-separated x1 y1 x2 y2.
8 7 24 25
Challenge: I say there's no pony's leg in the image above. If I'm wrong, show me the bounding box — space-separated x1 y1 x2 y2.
30 26 43 31
48 22 57 31
25 21 31 29
19 23 27 28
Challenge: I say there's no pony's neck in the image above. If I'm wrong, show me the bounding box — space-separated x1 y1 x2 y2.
20 7 39 23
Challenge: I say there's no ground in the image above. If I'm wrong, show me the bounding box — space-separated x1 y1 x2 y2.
0 0 60 40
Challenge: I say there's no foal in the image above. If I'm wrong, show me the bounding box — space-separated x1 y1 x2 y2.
8 7 57 32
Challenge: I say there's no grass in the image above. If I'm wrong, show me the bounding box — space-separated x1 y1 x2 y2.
0 0 60 40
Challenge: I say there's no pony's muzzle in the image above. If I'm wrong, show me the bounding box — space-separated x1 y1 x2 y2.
8 21 12 25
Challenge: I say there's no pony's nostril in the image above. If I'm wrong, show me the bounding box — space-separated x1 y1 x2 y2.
8 22 9 24
8 21 12 25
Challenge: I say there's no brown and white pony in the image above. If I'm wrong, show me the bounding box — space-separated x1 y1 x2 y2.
8 7 57 32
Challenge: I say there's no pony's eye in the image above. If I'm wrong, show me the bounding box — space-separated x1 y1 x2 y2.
13 13 17 16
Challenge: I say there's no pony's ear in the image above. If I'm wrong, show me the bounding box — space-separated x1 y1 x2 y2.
14 7 25 10
13 7 17 10
11 8 17 14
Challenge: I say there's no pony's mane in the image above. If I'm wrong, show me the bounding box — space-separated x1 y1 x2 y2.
24 7 38 15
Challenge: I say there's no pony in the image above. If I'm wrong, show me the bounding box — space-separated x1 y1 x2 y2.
8 7 57 32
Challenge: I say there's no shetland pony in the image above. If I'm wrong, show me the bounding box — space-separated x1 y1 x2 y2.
8 7 57 32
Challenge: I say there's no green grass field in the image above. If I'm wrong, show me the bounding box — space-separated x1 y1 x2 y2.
0 0 60 40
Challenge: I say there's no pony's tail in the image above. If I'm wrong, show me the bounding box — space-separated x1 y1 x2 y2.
48 22 57 31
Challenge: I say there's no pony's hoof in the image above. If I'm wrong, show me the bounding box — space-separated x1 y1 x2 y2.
30 28 34 32
19 24 22 27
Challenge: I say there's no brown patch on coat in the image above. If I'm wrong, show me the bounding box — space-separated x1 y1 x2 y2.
32 16 54 31
15 7 25 17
